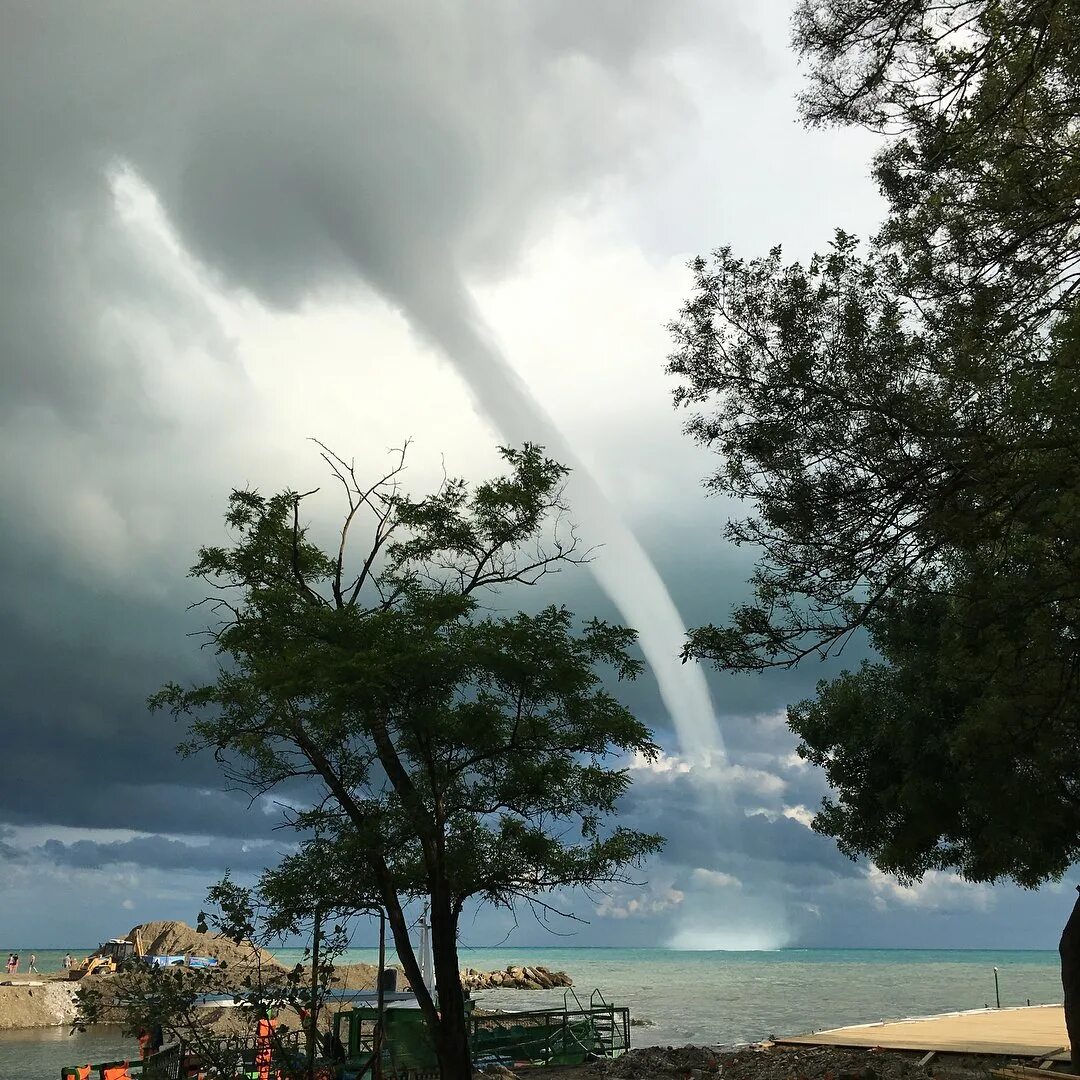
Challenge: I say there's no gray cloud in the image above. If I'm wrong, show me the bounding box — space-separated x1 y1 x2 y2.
2 1 756 411
38 835 291 873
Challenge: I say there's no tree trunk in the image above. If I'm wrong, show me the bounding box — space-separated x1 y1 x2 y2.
1060 886 1080 1073
429 889 471 1080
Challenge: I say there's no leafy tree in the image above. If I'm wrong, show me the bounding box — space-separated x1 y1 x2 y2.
151 443 663 1080
796 0 1080 326
667 0 1080 1059
668 235 1080 672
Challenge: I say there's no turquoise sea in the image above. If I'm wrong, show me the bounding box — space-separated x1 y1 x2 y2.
0 948 1065 1080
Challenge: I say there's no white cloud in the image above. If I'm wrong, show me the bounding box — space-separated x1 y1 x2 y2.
746 709 789 734
782 805 815 828
691 868 742 890
595 884 685 920
865 867 995 913
630 749 786 798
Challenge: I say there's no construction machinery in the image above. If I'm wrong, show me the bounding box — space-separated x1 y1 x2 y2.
69 930 144 980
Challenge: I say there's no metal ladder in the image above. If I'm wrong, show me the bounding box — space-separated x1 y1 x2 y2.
589 988 617 1056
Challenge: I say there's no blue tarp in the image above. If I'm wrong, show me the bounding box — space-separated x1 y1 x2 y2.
144 954 219 968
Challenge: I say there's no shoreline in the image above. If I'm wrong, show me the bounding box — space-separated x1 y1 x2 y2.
1 936 1066 1054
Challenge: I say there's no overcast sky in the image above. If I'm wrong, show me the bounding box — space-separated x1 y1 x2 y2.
1 0 1072 952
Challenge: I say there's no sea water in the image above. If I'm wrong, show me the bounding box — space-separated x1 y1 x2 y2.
0 1026 134 1080
0 948 1064 1079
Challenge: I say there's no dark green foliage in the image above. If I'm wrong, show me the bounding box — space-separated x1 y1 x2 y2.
151 442 662 1080
796 0 1080 323
790 589 1080 888
667 1 1080 891
670 236 1080 888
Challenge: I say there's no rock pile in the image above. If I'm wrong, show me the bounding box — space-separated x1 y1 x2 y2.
461 965 573 990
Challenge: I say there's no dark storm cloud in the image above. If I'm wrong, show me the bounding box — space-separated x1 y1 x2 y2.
0 782 291 842
38 836 290 873
0 541 312 841
619 756 863 885
1 1 761 412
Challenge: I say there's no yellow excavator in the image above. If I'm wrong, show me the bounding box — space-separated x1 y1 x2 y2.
68 930 144 980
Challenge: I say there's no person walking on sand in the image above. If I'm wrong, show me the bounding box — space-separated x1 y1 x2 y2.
27 954 36 974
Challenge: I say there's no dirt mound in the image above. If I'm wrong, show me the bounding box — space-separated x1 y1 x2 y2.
129 921 282 971
325 962 383 990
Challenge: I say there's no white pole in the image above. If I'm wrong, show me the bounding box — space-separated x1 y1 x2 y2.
419 904 435 999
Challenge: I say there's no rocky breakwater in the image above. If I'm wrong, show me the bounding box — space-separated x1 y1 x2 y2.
461 965 572 991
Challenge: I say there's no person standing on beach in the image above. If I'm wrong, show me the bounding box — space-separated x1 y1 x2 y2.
5 954 13 975
11 954 18 973
63 953 72 970
27 953 36 974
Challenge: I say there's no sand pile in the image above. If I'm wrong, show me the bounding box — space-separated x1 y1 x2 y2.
130 920 282 971
325 962 382 990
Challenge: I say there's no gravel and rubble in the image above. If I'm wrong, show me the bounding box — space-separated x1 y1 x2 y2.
501 1043 1027 1080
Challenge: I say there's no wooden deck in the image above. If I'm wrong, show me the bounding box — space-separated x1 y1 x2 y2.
777 1004 1070 1059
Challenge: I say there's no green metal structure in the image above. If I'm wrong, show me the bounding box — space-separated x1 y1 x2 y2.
331 991 630 1078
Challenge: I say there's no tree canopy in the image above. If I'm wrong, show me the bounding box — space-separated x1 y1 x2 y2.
796 0 1080 324
152 443 662 1080
666 0 1080 893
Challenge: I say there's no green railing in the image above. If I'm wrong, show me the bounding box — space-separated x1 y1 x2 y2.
469 1003 630 1067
